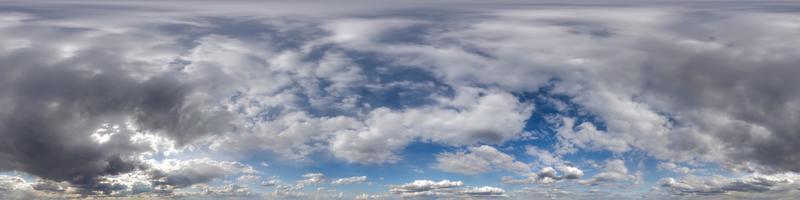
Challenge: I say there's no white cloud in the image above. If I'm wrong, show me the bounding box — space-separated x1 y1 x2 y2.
579 159 636 186
435 145 530 175
237 174 262 182
498 146 583 185
0 175 38 199
323 18 423 47
331 88 532 164
389 179 506 198
554 117 631 155
261 179 280 187
460 186 506 197
331 176 367 185
657 162 694 174
389 180 464 198
148 158 259 190
2 1 800 198
355 193 389 200
559 165 585 180
501 165 583 185
526 146 560 166
299 173 326 185
658 173 800 198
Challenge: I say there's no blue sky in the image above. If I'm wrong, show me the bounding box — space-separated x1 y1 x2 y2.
1 0 800 199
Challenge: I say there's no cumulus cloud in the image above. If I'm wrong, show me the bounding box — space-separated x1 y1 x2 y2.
389 179 505 198
658 173 800 198
1 0 800 198
147 158 258 193
657 162 694 174
331 176 367 185
331 88 532 164
435 145 530 175
0 24 231 195
578 159 636 186
0 175 39 199
499 146 583 185
460 186 507 197
261 179 280 187
502 165 584 185
299 173 326 185
355 193 389 200
187 183 251 197
525 146 561 166
526 146 584 180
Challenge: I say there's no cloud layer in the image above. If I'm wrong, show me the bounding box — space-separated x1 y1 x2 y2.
0 0 799 199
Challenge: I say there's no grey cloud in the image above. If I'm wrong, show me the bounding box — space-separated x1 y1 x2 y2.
150 166 226 189
658 173 800 198
0 19 232 195
149 159 257 192
2 1 800 198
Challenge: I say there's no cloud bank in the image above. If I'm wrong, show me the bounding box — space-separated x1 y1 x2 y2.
0 0 799 199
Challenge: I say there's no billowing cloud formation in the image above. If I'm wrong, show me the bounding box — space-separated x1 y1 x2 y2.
329 87 532 164
496 146 584 185
657 162 693 174
0 0 799 199
435 145 530 175
331 176 367 185
658 173 800 199
0 21 232 194
501 165 585 185
389 179 505 198
149 158 257 190
578 159 637 186
298 173 326 185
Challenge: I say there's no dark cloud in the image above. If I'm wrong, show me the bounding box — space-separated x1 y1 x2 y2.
1 0 800 198
639 29 800 172
149 165 227 189
0 30 231 195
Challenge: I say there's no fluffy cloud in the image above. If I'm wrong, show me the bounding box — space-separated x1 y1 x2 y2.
579 159 636 186
329 3 800 174
526 146 584 180
435 145 530 175
145 158 258 194
460 186 506 197
187 183 251 197
331 176 367 185
389 180 463 198
657 162 694 174
658 173 800 198
355 193 389 200
0 17 233 194
299 173 326 185
260 179 280 187
1 0 800 198
0 175 40 199
500 146 583 184
389 179 505 198
525 146 561 166
502 165 584 185
331 88 532 164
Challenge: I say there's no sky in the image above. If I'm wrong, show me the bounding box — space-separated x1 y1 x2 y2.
0 0 800 199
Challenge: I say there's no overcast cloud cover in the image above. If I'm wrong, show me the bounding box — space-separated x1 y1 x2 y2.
1 0 799 199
